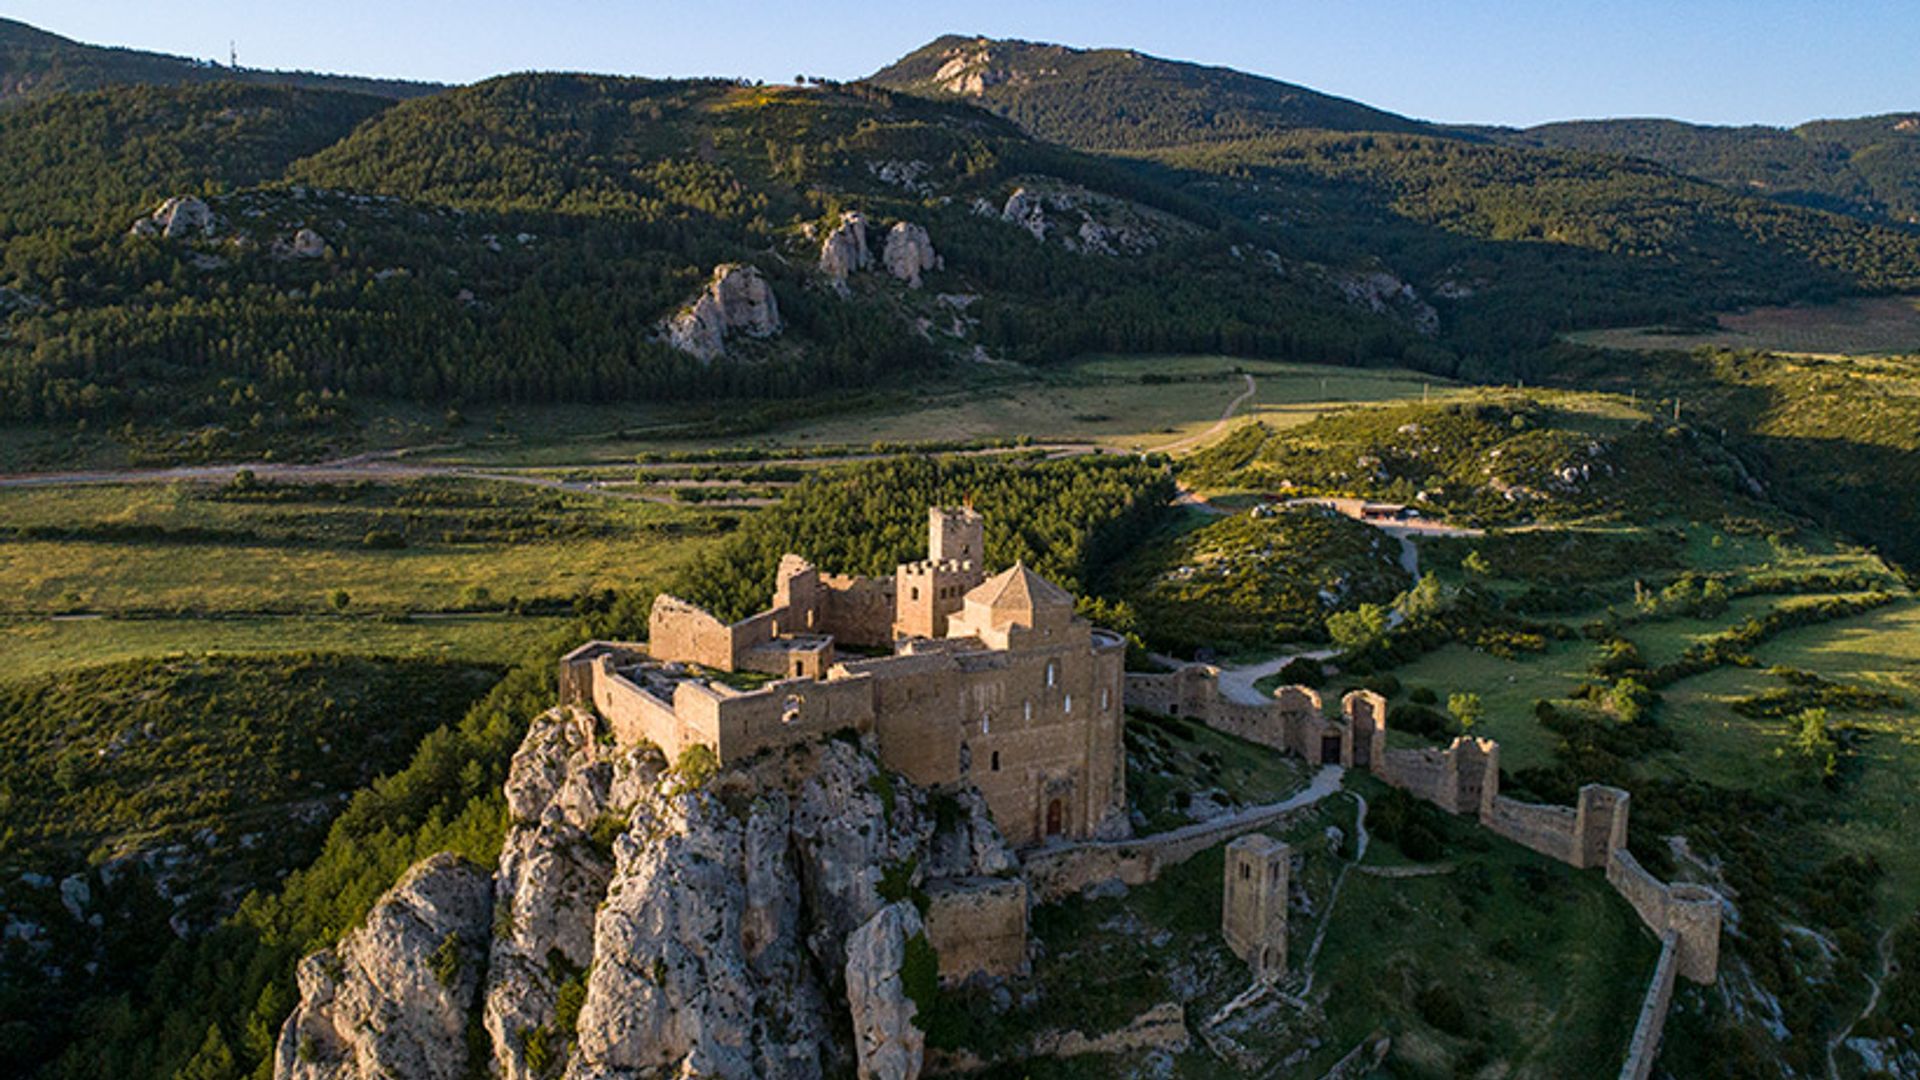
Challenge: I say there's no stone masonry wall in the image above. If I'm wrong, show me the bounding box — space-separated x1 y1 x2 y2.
923 877 1029 984
1619 931 1680 1080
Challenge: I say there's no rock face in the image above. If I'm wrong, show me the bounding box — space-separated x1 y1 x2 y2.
280 710 1016 1080
130 195 215 240
819 211 872 289
1002 188 1048 241
845 903 926 1080
881 222 940 288
484 712 661 1080
1331 269 1441 337
663 264 783 361
274 853 493 1080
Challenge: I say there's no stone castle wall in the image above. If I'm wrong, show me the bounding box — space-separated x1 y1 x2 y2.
923 877 1029 984
1606 849 1723 986
1619 931 1680 1080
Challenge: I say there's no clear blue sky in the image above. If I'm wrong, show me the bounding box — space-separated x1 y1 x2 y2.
9 0 1917 127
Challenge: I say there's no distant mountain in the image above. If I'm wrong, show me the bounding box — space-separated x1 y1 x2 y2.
871 36 1920 360
869 34 1434 149
0 16 438 105
1498 115 1920 226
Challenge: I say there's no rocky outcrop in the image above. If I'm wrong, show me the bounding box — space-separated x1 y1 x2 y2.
1330 269 1440 337
1002 188 1048 241
278 713 1016 1080
881 222 940 288
819 211 872 289
999 184 1168 255
484 712 662 1080
274 853 493 1080
129 195 215 240
663 264 783 361
845 903 926 1080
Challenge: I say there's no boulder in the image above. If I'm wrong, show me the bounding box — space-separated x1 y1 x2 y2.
881 223 940 288
291 228 327 258
845 903 926 1080
663 264 783 361
819 211 872 288
273 853 493 1080
131 195 215 240
1001 188 1047 240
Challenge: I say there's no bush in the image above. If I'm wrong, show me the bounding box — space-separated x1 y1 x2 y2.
1408 686 1438 706
1278 657 1324 688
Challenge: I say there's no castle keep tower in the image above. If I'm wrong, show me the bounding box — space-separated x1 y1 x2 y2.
894 506 986 640
1223 834 1291 982
929 504 984 565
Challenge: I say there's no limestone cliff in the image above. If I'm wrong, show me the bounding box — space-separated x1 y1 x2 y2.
819 211 873 289
662 263 783 360
276 710 1019 1080
273 853 493 1080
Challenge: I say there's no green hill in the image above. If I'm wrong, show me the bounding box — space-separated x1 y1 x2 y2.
1500 114 1920 226
0 74 1418 458
869 34 1432 149
0 16 437 105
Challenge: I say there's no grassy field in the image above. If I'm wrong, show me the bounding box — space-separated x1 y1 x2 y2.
0 476 732 677
0 614 569 681
382 356 1455 467
0 479 722 617
1646 599 1920 917
1567 294 1920 356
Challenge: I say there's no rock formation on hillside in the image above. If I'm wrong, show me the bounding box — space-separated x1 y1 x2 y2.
846 902 927 1080
999 183 1171 255
129 195 215 240
273 853 493 1080
277 709 1019 1080
1329 269 1440 337
882 222 941 287
663 263 783 360
819 211 873 289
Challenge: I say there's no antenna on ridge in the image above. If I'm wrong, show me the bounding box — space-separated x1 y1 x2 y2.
230 40 237 68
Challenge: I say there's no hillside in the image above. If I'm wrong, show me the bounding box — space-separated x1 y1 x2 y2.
0 16 436 105
0 73 1424 461
869 34 1432 149
872 36 1920 362
1502 114 1920 225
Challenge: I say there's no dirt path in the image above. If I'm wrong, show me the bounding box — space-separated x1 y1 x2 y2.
1827 927 1898 1079
1300 791 1369 997
1155 373 1257 456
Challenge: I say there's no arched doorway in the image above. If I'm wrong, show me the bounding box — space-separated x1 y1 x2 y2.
1045 798 1064 838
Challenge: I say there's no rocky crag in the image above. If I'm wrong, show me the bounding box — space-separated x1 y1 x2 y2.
276 709 1019 1080
662 263 784 361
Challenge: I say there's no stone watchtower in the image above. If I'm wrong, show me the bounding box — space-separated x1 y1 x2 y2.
1223 834 1291 982
894 506 987 639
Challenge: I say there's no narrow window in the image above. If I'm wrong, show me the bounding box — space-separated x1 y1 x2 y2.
911 586 920 601
990 750 1000 772
1101 688 1111 711
1064 694 1073 714
1046 661 1058 687
1024 700 1033 722
1241 863 1251 880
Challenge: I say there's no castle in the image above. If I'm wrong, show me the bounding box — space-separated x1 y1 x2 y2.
561 507 1129 846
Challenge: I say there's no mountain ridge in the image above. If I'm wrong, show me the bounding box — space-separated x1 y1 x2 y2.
0 16 441 106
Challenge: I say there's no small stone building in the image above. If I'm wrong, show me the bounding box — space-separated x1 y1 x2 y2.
1223 834 1291 982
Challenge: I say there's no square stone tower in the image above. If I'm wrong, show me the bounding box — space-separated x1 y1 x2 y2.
895 506 987 639
929 505 985 566
1223 834 1291 982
